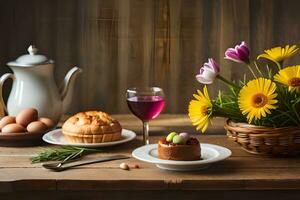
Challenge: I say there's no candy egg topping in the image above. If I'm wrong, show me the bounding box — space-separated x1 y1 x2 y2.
160 131 199 146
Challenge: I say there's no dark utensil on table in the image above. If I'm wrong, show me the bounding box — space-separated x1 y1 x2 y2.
42 155 130 171
42 157 82 169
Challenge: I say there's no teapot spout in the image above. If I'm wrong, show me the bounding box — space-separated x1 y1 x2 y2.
60 67 82 113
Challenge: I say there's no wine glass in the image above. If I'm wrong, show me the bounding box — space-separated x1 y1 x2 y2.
126 87 165 145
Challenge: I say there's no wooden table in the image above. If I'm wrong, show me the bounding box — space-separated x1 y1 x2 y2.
1 115 300 200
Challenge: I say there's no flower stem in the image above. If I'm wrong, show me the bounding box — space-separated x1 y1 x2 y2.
266 64 273 79
253 61 264 77
247 64 257 78
272 61 283 72
217 75 240 89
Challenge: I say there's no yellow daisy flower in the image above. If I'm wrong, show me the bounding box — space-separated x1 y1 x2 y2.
238 78 278 123
188 86 212 133
274 65 300 93
257 45 298 63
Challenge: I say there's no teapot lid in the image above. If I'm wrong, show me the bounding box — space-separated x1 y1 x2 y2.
7 45 53 67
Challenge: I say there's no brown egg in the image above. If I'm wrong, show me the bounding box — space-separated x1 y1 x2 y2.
16 108 38 127
39 117 55 129
27 121 47 133
2 123 26 133
0 116 16 130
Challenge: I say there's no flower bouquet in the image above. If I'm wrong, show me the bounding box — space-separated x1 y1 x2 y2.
188 41 300 155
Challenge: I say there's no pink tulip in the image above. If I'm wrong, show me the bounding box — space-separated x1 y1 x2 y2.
196 58 220 84
224 41 250 64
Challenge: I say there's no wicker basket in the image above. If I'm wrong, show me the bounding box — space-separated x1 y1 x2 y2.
224 119 300 156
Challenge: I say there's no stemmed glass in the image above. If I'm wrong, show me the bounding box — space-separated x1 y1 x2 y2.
126 87 165 145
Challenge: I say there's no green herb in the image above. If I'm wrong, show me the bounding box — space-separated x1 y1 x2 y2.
31 146 102 163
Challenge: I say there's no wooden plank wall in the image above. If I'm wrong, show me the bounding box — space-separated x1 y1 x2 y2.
0 0 300 114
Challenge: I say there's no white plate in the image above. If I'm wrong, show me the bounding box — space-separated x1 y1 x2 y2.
132 143 231 171
43 129 136 148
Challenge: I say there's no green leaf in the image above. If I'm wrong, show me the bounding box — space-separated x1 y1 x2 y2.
31 146 103 164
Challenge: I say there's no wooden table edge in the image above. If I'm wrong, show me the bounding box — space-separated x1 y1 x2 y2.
1 179 300 192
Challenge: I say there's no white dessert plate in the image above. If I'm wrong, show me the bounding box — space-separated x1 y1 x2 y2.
132 143 231 171
43 129 136 148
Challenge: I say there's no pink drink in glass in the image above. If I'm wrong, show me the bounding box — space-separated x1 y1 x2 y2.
127 96 165 121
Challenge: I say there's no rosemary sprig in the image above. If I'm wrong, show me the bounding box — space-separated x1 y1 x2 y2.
31 146 103 163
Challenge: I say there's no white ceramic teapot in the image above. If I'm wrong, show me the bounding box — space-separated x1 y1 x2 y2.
0 45 82 124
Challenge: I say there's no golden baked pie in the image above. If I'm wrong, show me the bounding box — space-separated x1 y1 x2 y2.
62 111 122 143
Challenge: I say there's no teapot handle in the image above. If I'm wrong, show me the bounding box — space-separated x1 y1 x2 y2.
0 73 15 116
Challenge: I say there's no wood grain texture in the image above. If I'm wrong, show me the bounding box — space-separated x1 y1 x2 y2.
1 0 300 115
0 135 300 196
2 191 300 200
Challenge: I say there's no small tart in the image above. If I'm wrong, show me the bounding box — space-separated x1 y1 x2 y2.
62 111 122 143
158 138 201 161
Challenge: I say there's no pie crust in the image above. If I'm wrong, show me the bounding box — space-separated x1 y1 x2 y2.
62 111 122 143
